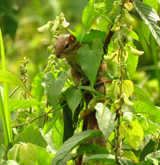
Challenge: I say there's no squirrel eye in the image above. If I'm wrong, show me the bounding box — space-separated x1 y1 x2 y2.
65 43 69 49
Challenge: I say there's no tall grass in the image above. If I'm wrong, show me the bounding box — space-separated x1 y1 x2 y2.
0 29 13 146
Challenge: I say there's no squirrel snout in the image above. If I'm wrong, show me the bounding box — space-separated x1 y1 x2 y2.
56 53 60 58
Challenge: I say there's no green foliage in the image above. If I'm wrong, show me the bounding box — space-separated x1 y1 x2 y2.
78 39 103 88
95 103 116 140
0 0 18 39
42 71 67 110
52 130 102 165
0 0 160 165
133 1 160 46
66 86 82 117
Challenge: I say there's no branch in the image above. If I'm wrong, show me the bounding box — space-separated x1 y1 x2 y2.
103 28 114 54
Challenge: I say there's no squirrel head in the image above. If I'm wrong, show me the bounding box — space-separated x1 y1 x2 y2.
54 34 77 58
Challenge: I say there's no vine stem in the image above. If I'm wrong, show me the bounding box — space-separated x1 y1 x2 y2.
115 0 126 163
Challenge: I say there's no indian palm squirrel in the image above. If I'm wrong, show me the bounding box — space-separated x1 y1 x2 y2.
54 34 107 146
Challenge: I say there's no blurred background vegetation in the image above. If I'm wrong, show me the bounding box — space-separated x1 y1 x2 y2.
0 0 159 106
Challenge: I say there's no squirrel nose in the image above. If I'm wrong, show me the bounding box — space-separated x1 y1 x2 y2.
56 53 60 58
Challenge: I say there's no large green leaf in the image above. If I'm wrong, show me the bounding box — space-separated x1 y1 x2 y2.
42 71 66 110
0 70 31 96
133 85 153 105
19 143 38 165
7 144 20 162
143 0 159 11
133 1 160 46
31 73 45 102
52 118 63 150
133 101 160 124
69 29 107 45
140 139 160 161
13 125 47 148
85 154 135 164
120 121 144 149
52 130 102 165
9 99 44 111
66 86 82 117
77 144 109 158
35 145 52 165
78 39 103 88
82 0 95 32
84 154 115 164
95 103 116 140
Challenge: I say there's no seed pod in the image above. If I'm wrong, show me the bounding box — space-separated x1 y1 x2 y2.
128 45 144 56
38 24 50 32
104 52 118 61
122 93 134 106
123 9 134 25
107 80 117 92
114 98 121 104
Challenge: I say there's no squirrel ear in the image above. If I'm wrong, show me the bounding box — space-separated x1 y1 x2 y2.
69 34 76 43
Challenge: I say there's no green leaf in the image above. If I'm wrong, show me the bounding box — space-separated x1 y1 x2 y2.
13 125 47 148
142 22 151 45
0 145 5 160
66 86 82 117
125 30 139 41
52 130 102 165
78 39 103 88
123 150 139 162
82 0 95 32
57 154 76 165
7 144 21 162
133 85 153 105
19 143 38 165
95 103 116 140
120 121 144 149
133 101 160 124
145 157 158 165
139 139 160 161
145 150 160 161
52 119 63 150
69 29 107 45
61 100 74 142
35 145 52 165
9 99 44 111
0 30 13 146
42 71 67 110
0 70 31 96
133 1 160 46
138 134 152 151
105 0 117 15
143 0 159 11
126 42 139 79
31 73 45 102
84 154 115 164
77 144 109 157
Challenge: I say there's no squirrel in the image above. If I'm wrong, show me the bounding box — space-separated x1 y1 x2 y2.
55 34 107 164
55 33 107 147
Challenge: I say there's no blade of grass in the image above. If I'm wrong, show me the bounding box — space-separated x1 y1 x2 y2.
0 29 13 146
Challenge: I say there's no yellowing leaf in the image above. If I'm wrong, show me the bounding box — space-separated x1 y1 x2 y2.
122 80 134 98
120 121 144 149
